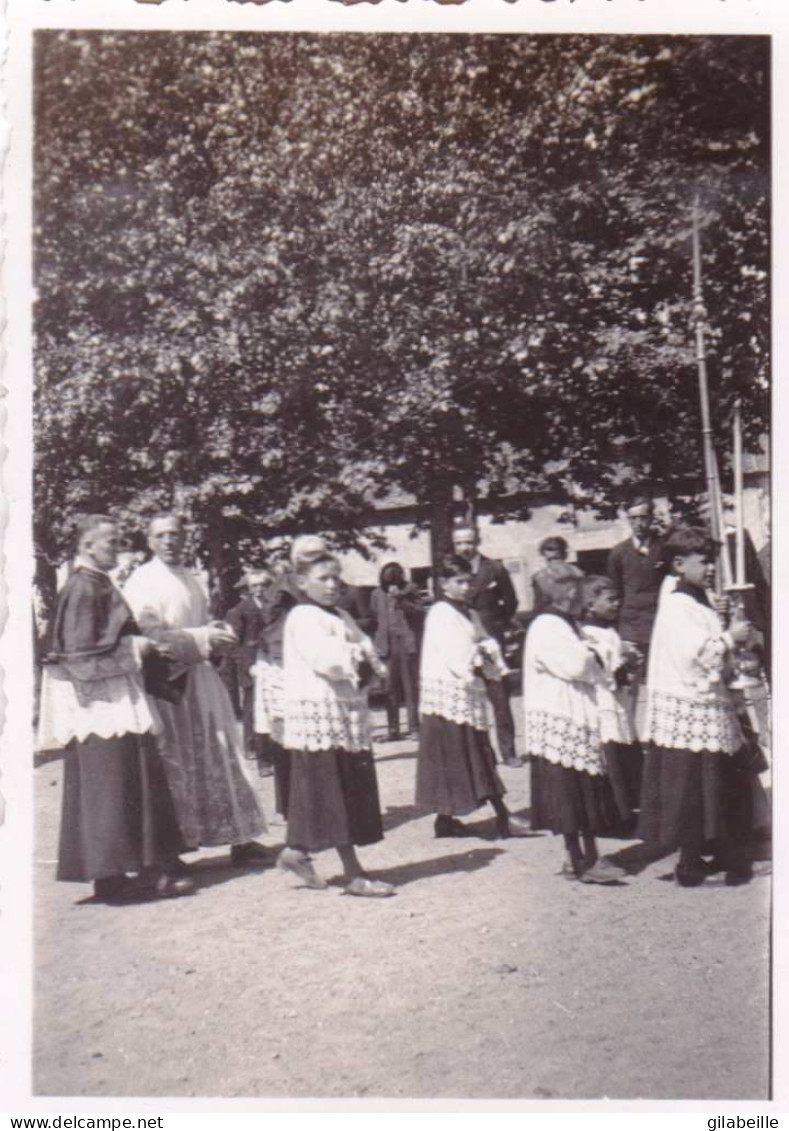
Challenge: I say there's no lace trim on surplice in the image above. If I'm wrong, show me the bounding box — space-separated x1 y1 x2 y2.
252 658 285 741
36 666 160 750
524 710 604 775
419 675 490 731
644 689 743 754
283 692 372 752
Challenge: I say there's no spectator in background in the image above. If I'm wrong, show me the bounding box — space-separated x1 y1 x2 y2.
338 580 373 634
110 532 147 591
226 569 274 773
606 497 664 668
451 522 522 768
531 536 583 615
369 561 423 741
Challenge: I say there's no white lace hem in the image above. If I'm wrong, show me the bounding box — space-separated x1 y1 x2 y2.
283 695 372 752
643 689 743 753
524 710 604 775
596 688 635 745
252 658 284 740
419 675 489 731
36 666 161 750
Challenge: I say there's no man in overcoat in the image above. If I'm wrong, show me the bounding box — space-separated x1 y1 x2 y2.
606 497 664 663
226 570 273 772
451 523 522 768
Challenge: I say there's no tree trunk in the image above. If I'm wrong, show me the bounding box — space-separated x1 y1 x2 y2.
203 513 239 618
427 471 457 592
33 551 59 656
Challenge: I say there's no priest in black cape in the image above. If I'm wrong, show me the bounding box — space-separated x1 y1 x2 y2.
37 515 193 902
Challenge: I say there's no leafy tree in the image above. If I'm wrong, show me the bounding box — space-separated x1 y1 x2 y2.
34 31 769 607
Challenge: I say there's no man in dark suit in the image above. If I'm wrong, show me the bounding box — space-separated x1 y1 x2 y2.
226 569 273 774
606 497 664 663
451 523 522 768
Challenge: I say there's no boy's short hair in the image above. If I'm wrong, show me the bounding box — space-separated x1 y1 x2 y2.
582 574 616 605
539 535 568 556
439 554 474 580
147 511 185 535
625 495 652 516
451 522 478 541
663 525 718 562
538 561 584 605
75 514 114 551
293 550 338 577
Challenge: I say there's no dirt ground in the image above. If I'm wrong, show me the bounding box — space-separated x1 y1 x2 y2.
33 701 771 1102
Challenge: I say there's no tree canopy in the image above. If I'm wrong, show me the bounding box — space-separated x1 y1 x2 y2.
34 30 770 594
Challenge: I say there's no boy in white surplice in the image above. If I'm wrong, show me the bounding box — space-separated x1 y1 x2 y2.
278 549 394 898
416 555 531 840
638 526 753 887
522 563 627 884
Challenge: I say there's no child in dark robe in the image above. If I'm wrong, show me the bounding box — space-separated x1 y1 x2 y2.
581 575 643 819
639 527 754 886
522 564 627 883
415 555 532 839
278 549 394 897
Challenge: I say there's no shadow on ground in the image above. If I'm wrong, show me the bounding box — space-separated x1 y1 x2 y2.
605 842 673 875
34 749 65 769
371 847 505 888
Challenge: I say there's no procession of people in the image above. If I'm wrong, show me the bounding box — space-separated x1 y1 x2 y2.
36 499 770 904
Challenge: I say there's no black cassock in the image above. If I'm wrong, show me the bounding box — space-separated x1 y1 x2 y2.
46 567 184 884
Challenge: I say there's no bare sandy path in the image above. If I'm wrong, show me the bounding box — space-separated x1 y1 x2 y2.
33 706 770 1101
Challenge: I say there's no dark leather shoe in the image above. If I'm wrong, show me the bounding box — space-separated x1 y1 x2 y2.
93 875 137 901
700 857 726 875
434 815 466 838
675 863 707 887
230 842 270 866
725 866 753 887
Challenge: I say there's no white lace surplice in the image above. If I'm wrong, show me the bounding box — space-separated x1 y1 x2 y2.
522 614 606 775
123 558 266 846
36 637 161 750
419 602 490 732
282 605 375 753
644 590 743 754
252 653 284 742
581 623 635 746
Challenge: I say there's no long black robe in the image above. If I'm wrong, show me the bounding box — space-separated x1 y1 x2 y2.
48 567 184 884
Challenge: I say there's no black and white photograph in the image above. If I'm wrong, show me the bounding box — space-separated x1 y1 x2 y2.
1 0 783 1114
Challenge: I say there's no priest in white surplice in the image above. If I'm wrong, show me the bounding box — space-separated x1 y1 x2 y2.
124 514 267 864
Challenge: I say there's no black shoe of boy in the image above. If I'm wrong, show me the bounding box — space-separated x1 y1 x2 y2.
92 875 138 901
230 842 270 866
434 815 466 838
724 865 753 887
674 862 707 887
